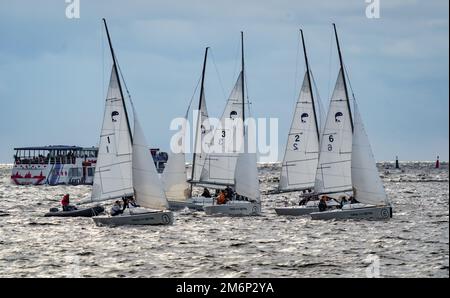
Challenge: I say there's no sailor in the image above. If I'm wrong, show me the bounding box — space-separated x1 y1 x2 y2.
121 197 129 210
349 196 359 204
111 201 123 216
216 190 227 205
121 195 136 210
128 197 139 208
224 186 233 199
201 188 212 198
61 194 77 211
339 195 348 208
299 196 309 206
318 196 328 212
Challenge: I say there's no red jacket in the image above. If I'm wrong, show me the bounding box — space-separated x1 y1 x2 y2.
61 195 69 206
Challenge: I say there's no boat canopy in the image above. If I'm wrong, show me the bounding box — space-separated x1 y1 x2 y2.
13 145 89 151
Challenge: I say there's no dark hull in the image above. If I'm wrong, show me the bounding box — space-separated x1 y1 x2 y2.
44 206 104 217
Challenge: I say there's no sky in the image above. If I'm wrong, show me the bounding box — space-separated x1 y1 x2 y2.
0 0 448 163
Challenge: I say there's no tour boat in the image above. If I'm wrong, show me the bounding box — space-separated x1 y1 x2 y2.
11 145 167 186
11 145 97 185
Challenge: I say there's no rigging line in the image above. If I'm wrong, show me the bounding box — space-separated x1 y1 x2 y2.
210 49 227 103
114 54 133 106
327 27 334 101
232 35 240 84
244 70 251 116
292 29 301 103
310 71 326 130
101 21 105 103
343 63 357 102
185 75 202 119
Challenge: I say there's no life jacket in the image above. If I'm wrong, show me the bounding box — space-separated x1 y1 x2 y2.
217 193 226 205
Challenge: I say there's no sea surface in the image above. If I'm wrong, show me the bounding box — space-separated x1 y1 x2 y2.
0 162 448 278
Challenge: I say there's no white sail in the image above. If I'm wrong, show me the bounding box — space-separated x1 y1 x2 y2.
351 103 388 205
132 111 169 210
162 152 189 201
279 72 320 191
199 72 244 186
314 69 353 195
235 132 260 201
191 92 212 182
91 66 133 202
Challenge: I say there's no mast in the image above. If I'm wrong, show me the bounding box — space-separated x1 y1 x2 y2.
190 47 209 185
103 18 133 143
241 31 245 129
333 23 353 132
300 29 320 140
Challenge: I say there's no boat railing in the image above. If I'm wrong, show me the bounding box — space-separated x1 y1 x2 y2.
14 156 76 165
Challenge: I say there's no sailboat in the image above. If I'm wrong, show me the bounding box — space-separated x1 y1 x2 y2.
274 29 331 216
203 32 261 216
194 35 247 191
90 19 173 226
166 47 216 211
176 35 249 211
163 84 204 211
310 24 392 220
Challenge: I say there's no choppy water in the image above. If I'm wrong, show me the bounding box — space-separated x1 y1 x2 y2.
0 162 448 277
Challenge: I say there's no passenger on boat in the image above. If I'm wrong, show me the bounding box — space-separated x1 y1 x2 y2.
128 197 139 208
339 196 348 208
201 188 212 198
111 201 123 216
235 194 248 201
299 195 310 206
349 196 359 204
61 194 77 211
121 196 136 210
224 186 233 199
216 190 227 205
318 196 328 212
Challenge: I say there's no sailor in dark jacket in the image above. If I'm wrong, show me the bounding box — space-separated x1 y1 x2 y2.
318 196 328 212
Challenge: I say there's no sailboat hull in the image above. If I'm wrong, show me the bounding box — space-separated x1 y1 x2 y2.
168 196 215 211
275 199 340 216
275 206 318 216
92 210 173 226
310 205 392 221
204 201 261 216
44 206 105 217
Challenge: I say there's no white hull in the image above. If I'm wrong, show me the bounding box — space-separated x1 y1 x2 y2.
168 196 215 211
92 210 173 226
275 206 318 216
204 201 261 216
310 205 392 221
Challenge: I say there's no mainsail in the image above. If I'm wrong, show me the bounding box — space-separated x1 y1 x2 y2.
132 111 169 210
351 103 388 205
279 73 320 192
199 72 244 186
91 66 133 202
314 69 353 195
